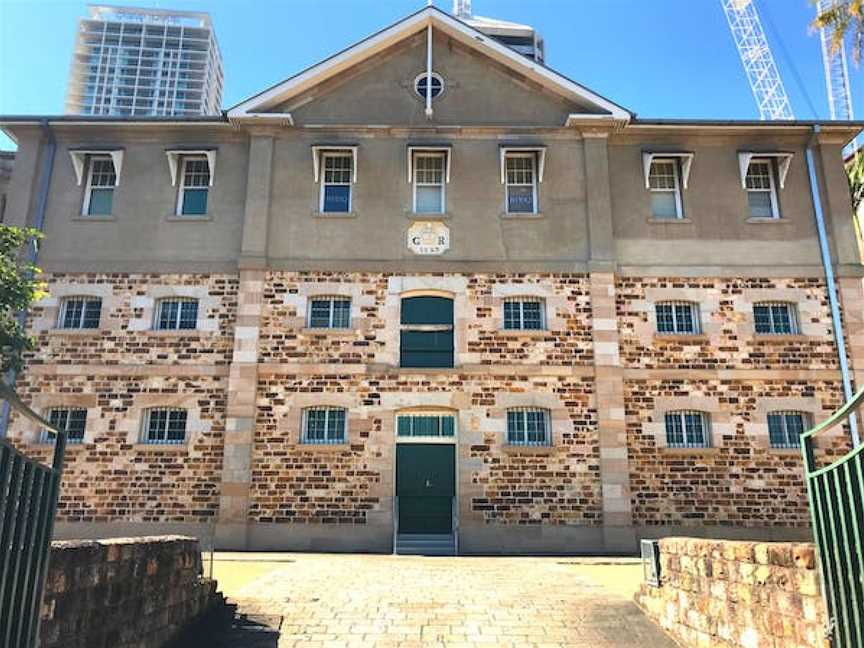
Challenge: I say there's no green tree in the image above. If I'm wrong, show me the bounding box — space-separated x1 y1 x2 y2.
0 225 45 375
813 0 864 64
850 153 864 212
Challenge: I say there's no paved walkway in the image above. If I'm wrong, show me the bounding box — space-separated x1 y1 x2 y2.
216 553 678 648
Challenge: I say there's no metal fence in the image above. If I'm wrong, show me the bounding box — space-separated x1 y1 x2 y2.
802 386 864 648
0 383 66 648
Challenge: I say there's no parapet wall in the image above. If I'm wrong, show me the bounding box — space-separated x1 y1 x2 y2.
635 537 828 648
39 535 217 648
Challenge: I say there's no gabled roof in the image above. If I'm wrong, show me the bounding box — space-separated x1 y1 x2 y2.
227 5 631 124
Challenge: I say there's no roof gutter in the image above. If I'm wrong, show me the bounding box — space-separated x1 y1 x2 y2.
0 119 56 438
805 124 860 446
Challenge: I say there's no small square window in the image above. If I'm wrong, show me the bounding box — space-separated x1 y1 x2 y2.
142 408 187 444
302 407 346 444
505 155 537 214
767 411 808 449
655 301 700 335
42 408 87 444
155 298 198 330
503 298 545 330
506 408 551 446
308 297 351 328
58 297 102 329
665 411 710 448
753 302 798 335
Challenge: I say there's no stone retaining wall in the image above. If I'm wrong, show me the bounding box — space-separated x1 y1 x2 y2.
39 535 217 648
635 537 828 648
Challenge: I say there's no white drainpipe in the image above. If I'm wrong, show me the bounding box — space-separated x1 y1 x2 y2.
425 23 433 120
805 125 860 446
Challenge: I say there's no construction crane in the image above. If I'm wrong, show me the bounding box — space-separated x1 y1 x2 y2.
816 0 859 154
720 0 795 120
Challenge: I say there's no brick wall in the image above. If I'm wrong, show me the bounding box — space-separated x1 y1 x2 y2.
39 536 217 648
635 537 827 648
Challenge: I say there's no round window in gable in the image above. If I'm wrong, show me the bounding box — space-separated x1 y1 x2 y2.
414 72 445 100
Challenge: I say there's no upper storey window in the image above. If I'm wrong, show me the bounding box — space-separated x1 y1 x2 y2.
648 158 683 219
753 302 799 335
655 301 700 335
178 156 210 216
309 296 351 329
745 159 779 219
155 297 198 331
58 296 101 330
321 152 353 213
505 154 538 214
413 153 446 214
414 72 444 100
83 156 116 216
503 297 546 331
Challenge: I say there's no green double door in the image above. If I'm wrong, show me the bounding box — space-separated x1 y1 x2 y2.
396 444 455 534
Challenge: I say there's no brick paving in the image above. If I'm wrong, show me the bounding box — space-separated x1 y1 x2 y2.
225 553 678 648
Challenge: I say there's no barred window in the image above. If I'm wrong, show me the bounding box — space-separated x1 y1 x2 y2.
503 297 546 330
308 296 351 328
505 154 537 214
506 408 551 446
302 407 347 444
397 413 455 437
141 408 187 444
58 296 102 329
767 411 808 449
83 156 116 216
42 408 87 444
320 153 352 213
753 302 798 335
155 297 198 330
745 159 780 219
648 158 683 219
655 301 700 335
665 410 710 448
413 153 445 214
177 156 210 216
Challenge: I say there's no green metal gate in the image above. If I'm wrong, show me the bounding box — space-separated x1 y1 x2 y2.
0 384 67 648
802 386 864 648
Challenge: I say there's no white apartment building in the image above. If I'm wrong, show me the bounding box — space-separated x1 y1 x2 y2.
65 5 223 117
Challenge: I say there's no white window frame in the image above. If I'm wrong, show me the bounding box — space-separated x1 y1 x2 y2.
82 155 117 216
767 410 809 449
504 152 539 214
58 296 102 330
506 407 551 447
753 301 799 335
655 301 701 335
412 151 446 214
503 297 546 331
301 407 347 444
413 71 445 100
140 407 188 445
647 157 684 219
307 296 352 329
41 407 87 444
175 155 211 216
153 297 199 331
664 410 710 448
318 151 353 213
744 157 780 219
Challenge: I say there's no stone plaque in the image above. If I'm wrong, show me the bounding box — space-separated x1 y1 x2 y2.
407 221 450 255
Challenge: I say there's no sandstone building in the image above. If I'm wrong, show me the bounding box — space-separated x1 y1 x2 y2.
2 6 862 554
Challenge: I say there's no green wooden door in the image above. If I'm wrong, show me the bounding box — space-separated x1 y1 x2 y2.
396 444 455 534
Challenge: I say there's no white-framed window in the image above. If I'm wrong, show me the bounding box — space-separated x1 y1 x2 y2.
154 297 198 331
396 413 456 438
301 407 347 444
655 301 700 335
58 296 102 329
176 156 210 216
767 411 809 449
505 153 538 214
753 302 799 335
320 152 352 213
503 297 546 330
308 296 351 329
413 72 445 100
82 156 116 216
745 158 780 219
413 152 446 214
648 158 683 219
141 407 187 445
506 407 551 446
41 408 87 444
664 410 710 448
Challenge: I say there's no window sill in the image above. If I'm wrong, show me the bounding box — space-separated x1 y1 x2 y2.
141 329 207 337
500 212 544 220
752 334 809 342
71 215 116 222
660 447 721 455
767 447 801 456
300 327 357 337
501 444 555 455
132 443 188 452
652 334 709 343
404 210 451 220
166 214 212 222
646 217 692 224
48 328 101 336
296 442 350 452
497 329 549 338
312 210 358 219
745 217 785 224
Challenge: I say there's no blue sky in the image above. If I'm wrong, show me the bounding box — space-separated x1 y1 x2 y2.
1 0 862 150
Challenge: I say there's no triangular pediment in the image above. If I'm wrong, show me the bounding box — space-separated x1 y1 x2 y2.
227 6 631 126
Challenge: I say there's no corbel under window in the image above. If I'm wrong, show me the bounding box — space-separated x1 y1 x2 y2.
406 145 451 183
642 152 694 189
738 152 793 189
69 148 124 186
311 145 358 183
165 149 217 187
499 146 546 184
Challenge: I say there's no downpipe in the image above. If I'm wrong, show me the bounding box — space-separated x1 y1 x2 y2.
805 125 860 447
0 119 55 438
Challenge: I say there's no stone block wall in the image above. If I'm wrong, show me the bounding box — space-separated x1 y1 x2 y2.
635 537 828 648
39 536 217 648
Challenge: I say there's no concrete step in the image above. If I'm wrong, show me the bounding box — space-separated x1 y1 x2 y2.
395 533 456 556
